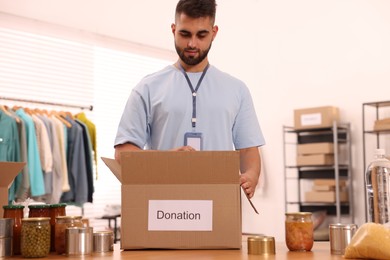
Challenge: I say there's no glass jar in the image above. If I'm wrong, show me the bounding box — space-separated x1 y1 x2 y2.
21 217 51 258
55 216 83 254
3 205 24 255
49 204 67 252
285 212 313 251
28 204 50 218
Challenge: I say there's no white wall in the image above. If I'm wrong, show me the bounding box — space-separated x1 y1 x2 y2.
1 0 390 241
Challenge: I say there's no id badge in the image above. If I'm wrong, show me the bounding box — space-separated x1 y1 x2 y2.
184 132 203 151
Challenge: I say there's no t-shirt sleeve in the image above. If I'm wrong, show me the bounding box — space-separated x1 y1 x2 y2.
232 86 265 149
114 88 149 149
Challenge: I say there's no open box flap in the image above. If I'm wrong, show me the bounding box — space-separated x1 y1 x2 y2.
101 157 122 183
0 162 26 188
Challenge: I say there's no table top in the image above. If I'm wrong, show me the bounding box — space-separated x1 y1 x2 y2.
9 240 359 260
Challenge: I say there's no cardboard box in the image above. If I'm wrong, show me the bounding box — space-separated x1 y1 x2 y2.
102 151 241 250
374 118 390 131
304 190 348 203
313 179 346 187
294 106 339 130
297 154 334 166
297 143 334 155
0 162 26 217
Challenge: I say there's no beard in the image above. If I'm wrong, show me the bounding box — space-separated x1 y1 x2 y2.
175 42 212 66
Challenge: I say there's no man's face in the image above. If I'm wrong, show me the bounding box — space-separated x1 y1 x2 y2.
172 13 218 66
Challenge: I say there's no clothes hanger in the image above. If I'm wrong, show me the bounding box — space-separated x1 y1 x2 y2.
50 110 72 128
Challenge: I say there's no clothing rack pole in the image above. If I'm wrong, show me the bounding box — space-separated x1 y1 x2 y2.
0 96 93 111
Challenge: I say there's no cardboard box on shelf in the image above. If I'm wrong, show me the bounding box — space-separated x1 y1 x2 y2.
313 179 347 187
297 154 334 166
294 106 339 130
374 118 390 131
297 143 334 155
304 189 348 203
102 151 241 250
0 162 26 217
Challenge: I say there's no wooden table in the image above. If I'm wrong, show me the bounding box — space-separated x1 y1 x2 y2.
10 240 359 259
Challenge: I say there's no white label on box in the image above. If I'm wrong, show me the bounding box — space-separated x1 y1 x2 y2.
301 113 322 126
148 200 213 231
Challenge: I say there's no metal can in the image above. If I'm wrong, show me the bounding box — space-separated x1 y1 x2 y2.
54 216 83 255
285 212 313 251
21 217 51 258
65 227 93 256
329 223 358 255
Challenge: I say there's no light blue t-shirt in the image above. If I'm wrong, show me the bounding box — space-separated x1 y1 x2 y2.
115 65 265 150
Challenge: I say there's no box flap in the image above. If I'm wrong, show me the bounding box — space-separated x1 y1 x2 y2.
0 162 26 188
101 157 122 182
120 151 239 185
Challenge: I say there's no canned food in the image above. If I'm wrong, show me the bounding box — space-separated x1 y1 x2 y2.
21 217 51 258
329 223 358 255
247 236 275 255
93 231 114 253
285 212 313 251
55 216 83 254
66 227 93 255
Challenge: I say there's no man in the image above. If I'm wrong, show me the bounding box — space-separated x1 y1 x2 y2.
114 0 265 199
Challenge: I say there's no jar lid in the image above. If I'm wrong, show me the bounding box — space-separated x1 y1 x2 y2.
56 215 82 220
22 217 50 222
49 203 67 208
93 231 114 237
28 204 50 209
329 223 358 230
285 212 312 216
3 204 25 209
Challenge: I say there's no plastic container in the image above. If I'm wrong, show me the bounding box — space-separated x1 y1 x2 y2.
285 212 313 251
20 217 51 258
49 203 66 251
3 205 24 255
365 148 390 223
54 216 83 255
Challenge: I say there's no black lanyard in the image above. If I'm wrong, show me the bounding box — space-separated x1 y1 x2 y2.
178 63 210 129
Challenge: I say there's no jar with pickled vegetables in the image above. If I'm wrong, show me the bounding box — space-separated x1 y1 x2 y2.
55 216 83 254
21 217 51 258
285 212 313 251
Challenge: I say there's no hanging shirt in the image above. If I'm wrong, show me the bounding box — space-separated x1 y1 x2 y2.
15 109 45 197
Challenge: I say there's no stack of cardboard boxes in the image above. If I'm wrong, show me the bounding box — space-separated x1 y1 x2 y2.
304 179 348 203
293 106 348 203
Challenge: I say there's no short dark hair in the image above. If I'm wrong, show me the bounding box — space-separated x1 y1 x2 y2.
175 0 217 24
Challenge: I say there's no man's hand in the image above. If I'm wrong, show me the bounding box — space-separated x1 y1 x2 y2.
239 147 261 199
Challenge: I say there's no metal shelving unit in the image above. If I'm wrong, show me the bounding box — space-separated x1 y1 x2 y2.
283 122 354 223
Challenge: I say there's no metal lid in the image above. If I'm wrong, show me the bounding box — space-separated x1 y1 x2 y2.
93 231 114 237
22 217 50 222
3 204 24 209
247 236 275 255
285 212 312 216
329 223 358 230
56 215 82 220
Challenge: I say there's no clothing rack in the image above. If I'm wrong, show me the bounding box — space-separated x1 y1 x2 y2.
0 96 93 111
